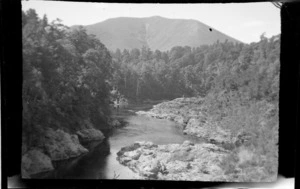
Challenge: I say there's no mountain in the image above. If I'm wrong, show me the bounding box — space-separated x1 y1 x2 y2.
74 16 242 51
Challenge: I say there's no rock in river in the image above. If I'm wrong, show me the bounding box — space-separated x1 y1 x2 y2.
43 128 89 161
76 128 105 143
22 128 106 178
21 149 54 178
117 140 230 181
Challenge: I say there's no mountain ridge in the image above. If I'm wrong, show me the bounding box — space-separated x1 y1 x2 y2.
72 16 242 51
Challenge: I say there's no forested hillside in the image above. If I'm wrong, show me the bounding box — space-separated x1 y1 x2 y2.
22 9 114 156
114 34 280 181
111 34 280 102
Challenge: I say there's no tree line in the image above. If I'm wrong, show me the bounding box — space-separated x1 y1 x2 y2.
110 34 280 103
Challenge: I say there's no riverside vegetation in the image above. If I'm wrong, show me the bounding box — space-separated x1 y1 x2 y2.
22 9 279 181
131 96 278 181
113 32 279 181
22 9 121 177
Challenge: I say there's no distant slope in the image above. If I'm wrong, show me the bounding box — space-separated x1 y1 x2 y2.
74 16 242 51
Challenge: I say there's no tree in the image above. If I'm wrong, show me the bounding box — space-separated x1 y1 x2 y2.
140 46 152 61
22 9 114 149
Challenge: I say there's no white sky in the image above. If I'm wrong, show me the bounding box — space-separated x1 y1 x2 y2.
22 1 281 44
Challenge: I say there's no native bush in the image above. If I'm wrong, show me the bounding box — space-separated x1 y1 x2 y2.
22 9 113 148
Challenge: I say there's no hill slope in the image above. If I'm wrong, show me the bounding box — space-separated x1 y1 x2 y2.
75 16 241 51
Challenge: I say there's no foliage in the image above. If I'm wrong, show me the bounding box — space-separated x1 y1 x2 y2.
110 33 279 180
110 34 280 181
22 9 113 148
110 35 280 102
216 99 278 181
109 33 280 180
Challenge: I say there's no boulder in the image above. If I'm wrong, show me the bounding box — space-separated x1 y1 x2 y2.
173 115 187 125
21 149 54 178
117 143 141 156
139 160 162 179
212 126 232 144
169 149 194 162
233 131 254 147
110 119 121 128
76 128 105 143
119 156 132 164
157 143 180 153
182 140 194 147
199 143 230 154
184 118 234 145
124 150 142 160
43 128 89 161
184 118 209 138
165 160 190 174
116 141 230 181
135 141 158 149
168 141 195 162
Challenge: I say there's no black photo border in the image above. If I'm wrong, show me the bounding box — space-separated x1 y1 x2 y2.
1 0 299 188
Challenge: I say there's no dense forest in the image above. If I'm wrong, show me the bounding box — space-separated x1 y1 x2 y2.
22 9 279 181
110 34 279 181
110 35 279 102
22 9 114 150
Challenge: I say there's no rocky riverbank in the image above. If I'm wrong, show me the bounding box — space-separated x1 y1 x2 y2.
117 141 229 181
136 97 240 147
22 127 106 178
123 97 278 181
117 140 276 182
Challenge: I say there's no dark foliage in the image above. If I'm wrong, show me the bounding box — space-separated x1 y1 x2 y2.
22 9 113 148
111 34 280 103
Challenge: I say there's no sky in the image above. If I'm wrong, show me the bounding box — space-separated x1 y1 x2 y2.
21 1 281 44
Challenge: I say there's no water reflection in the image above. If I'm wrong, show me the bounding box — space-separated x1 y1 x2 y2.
37 140 111 179
38 102 200 179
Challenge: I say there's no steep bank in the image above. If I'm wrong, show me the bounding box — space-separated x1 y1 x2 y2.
22 9 117 179
136 97 237 146
124 96 278 181
136 96 278 147
22 127 106 178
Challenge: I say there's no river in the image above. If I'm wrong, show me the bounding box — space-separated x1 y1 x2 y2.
38 102 201 179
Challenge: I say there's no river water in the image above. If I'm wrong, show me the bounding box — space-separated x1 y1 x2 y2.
39 102 200 179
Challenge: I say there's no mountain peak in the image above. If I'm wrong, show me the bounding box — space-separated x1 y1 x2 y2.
149 15 163 18
82 16 241 51
147 15 166 19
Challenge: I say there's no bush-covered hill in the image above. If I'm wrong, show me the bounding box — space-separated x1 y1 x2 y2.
74 16 240 51
115 33 280 182
110 34 280 102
